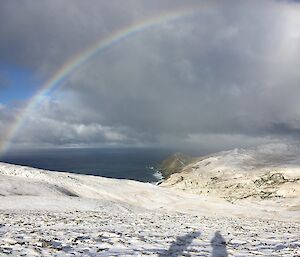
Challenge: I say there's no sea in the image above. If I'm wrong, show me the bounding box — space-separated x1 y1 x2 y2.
0 148 172 183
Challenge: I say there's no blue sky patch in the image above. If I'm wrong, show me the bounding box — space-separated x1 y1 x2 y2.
0 63 41 106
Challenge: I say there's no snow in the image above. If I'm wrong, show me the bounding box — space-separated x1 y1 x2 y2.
161 143 300 207
0 145 300 256
1 207 299 256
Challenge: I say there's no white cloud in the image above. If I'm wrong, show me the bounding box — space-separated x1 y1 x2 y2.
1 0 300 151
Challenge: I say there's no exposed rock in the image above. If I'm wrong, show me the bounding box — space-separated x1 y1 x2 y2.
160 144 300 204
0 148 299 256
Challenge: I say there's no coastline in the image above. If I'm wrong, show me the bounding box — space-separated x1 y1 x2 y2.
148 165 165 185
0 148 169 183
0 161 299 256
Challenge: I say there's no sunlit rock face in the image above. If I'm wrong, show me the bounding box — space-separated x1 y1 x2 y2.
160 144 300 204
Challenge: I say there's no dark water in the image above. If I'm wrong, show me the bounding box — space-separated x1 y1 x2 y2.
0 148 172 182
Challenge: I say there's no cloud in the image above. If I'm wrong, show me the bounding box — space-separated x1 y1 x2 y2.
1 0 300 151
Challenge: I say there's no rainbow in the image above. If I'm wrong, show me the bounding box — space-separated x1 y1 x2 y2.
0 7 199 155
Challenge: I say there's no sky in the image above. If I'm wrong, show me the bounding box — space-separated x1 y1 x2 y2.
0 0 300 153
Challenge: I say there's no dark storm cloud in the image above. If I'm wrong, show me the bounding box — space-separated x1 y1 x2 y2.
0 0 203 74
0 0 167 76
268 123 300 137
1 0 300 150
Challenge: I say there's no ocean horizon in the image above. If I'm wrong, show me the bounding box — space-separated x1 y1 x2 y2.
0 148 172 183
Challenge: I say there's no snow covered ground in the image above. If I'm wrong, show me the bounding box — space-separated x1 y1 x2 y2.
1 206 299 256
0 144 299 256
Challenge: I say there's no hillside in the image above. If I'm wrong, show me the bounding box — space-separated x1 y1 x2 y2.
160 144 300 207
0 144 299 256
0 161 284 218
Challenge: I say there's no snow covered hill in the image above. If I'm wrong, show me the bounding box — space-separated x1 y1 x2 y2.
0 162 254 216
161 144 300 206
0 144 299 256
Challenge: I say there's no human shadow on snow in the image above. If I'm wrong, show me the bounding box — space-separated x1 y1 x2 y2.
158 230 228 257
158 231 200 256
210 231 228 257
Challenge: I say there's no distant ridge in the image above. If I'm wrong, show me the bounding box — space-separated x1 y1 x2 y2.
160 144 300 204
158 153 193 179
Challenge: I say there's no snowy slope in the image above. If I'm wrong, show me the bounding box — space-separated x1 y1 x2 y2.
161 144 300 208
0 144 299 256
0 162 271 218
